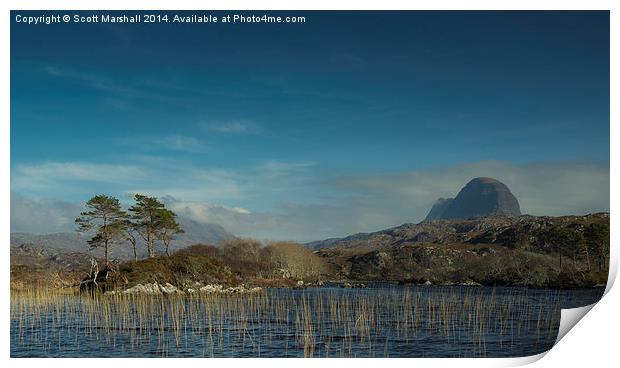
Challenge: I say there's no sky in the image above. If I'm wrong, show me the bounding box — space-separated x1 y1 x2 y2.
10 11 610 241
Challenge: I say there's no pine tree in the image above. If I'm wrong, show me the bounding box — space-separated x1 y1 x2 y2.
157 209 184 257
75 195 127 266
584 223 610 272
120 219 139 262
546 227 575 273
128 194 165 258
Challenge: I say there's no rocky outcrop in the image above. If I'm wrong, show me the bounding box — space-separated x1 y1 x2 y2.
425 177 521 220
107 282 262 295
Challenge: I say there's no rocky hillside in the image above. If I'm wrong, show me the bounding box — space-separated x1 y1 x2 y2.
10 244 93 288
315 213 609 288
10 243 92 269
426 177 521 220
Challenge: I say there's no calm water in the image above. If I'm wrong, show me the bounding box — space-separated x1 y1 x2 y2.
10 286 604 358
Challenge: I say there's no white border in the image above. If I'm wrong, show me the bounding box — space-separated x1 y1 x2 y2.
2 1 617 368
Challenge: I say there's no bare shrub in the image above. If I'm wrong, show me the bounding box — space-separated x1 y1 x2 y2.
261 241 326 282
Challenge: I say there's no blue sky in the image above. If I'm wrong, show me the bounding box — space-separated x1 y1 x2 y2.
10 11 610 240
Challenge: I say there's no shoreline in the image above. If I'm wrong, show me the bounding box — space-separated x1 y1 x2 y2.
9 280 607 295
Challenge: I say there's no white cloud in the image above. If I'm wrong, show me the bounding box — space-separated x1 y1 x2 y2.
159 135 204 151
10 194 82 234
154 168 247 201
232 207 251 214
12 161 148 193
200 119 262 134
10 157 319 207
332 160 610 219
126 134 208 153
257 160 316 173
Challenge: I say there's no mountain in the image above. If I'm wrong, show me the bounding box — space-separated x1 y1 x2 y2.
10 232 88 250
425 177 521 220
10 216 235 258
11 243 92 269
10 243 93 288
425 198 454 220
174 217 235 248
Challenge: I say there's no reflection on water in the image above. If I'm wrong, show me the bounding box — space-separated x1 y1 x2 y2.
10 286 604 358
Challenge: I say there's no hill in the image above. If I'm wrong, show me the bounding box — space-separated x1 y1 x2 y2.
315 213 609 288
10 244 93 288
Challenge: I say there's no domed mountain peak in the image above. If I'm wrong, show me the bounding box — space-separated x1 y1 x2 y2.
425 177 521 220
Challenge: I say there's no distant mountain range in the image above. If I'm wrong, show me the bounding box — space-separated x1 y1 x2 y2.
10 216 235 258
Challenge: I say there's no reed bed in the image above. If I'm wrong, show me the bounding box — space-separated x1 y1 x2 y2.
10 286 600 358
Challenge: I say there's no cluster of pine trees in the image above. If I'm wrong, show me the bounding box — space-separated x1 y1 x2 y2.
75 194 183 265
547 223 609 274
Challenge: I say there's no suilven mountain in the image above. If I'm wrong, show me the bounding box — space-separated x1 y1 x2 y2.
425 177 521 220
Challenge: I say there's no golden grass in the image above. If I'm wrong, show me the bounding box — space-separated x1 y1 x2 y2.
11 286 566 358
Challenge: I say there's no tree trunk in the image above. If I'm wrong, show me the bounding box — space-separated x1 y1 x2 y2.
104 242 110 266
147 233 155 258
148 211 156 258
165 241 170 257
103 216 110 266
132 242 138 262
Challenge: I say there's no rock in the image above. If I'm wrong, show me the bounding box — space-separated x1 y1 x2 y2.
423 280 432 286
475 247 496 257
296 280 304 287
115 283 261 295
197 284 261 294
459 280 482 286
159 283 182 294
199 284 224 293
226 287 240 293
224 286 262 294
123 282 162 294
122 282 182 295
425 177 521 220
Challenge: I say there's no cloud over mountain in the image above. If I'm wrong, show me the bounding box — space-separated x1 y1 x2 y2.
11 160 609 242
